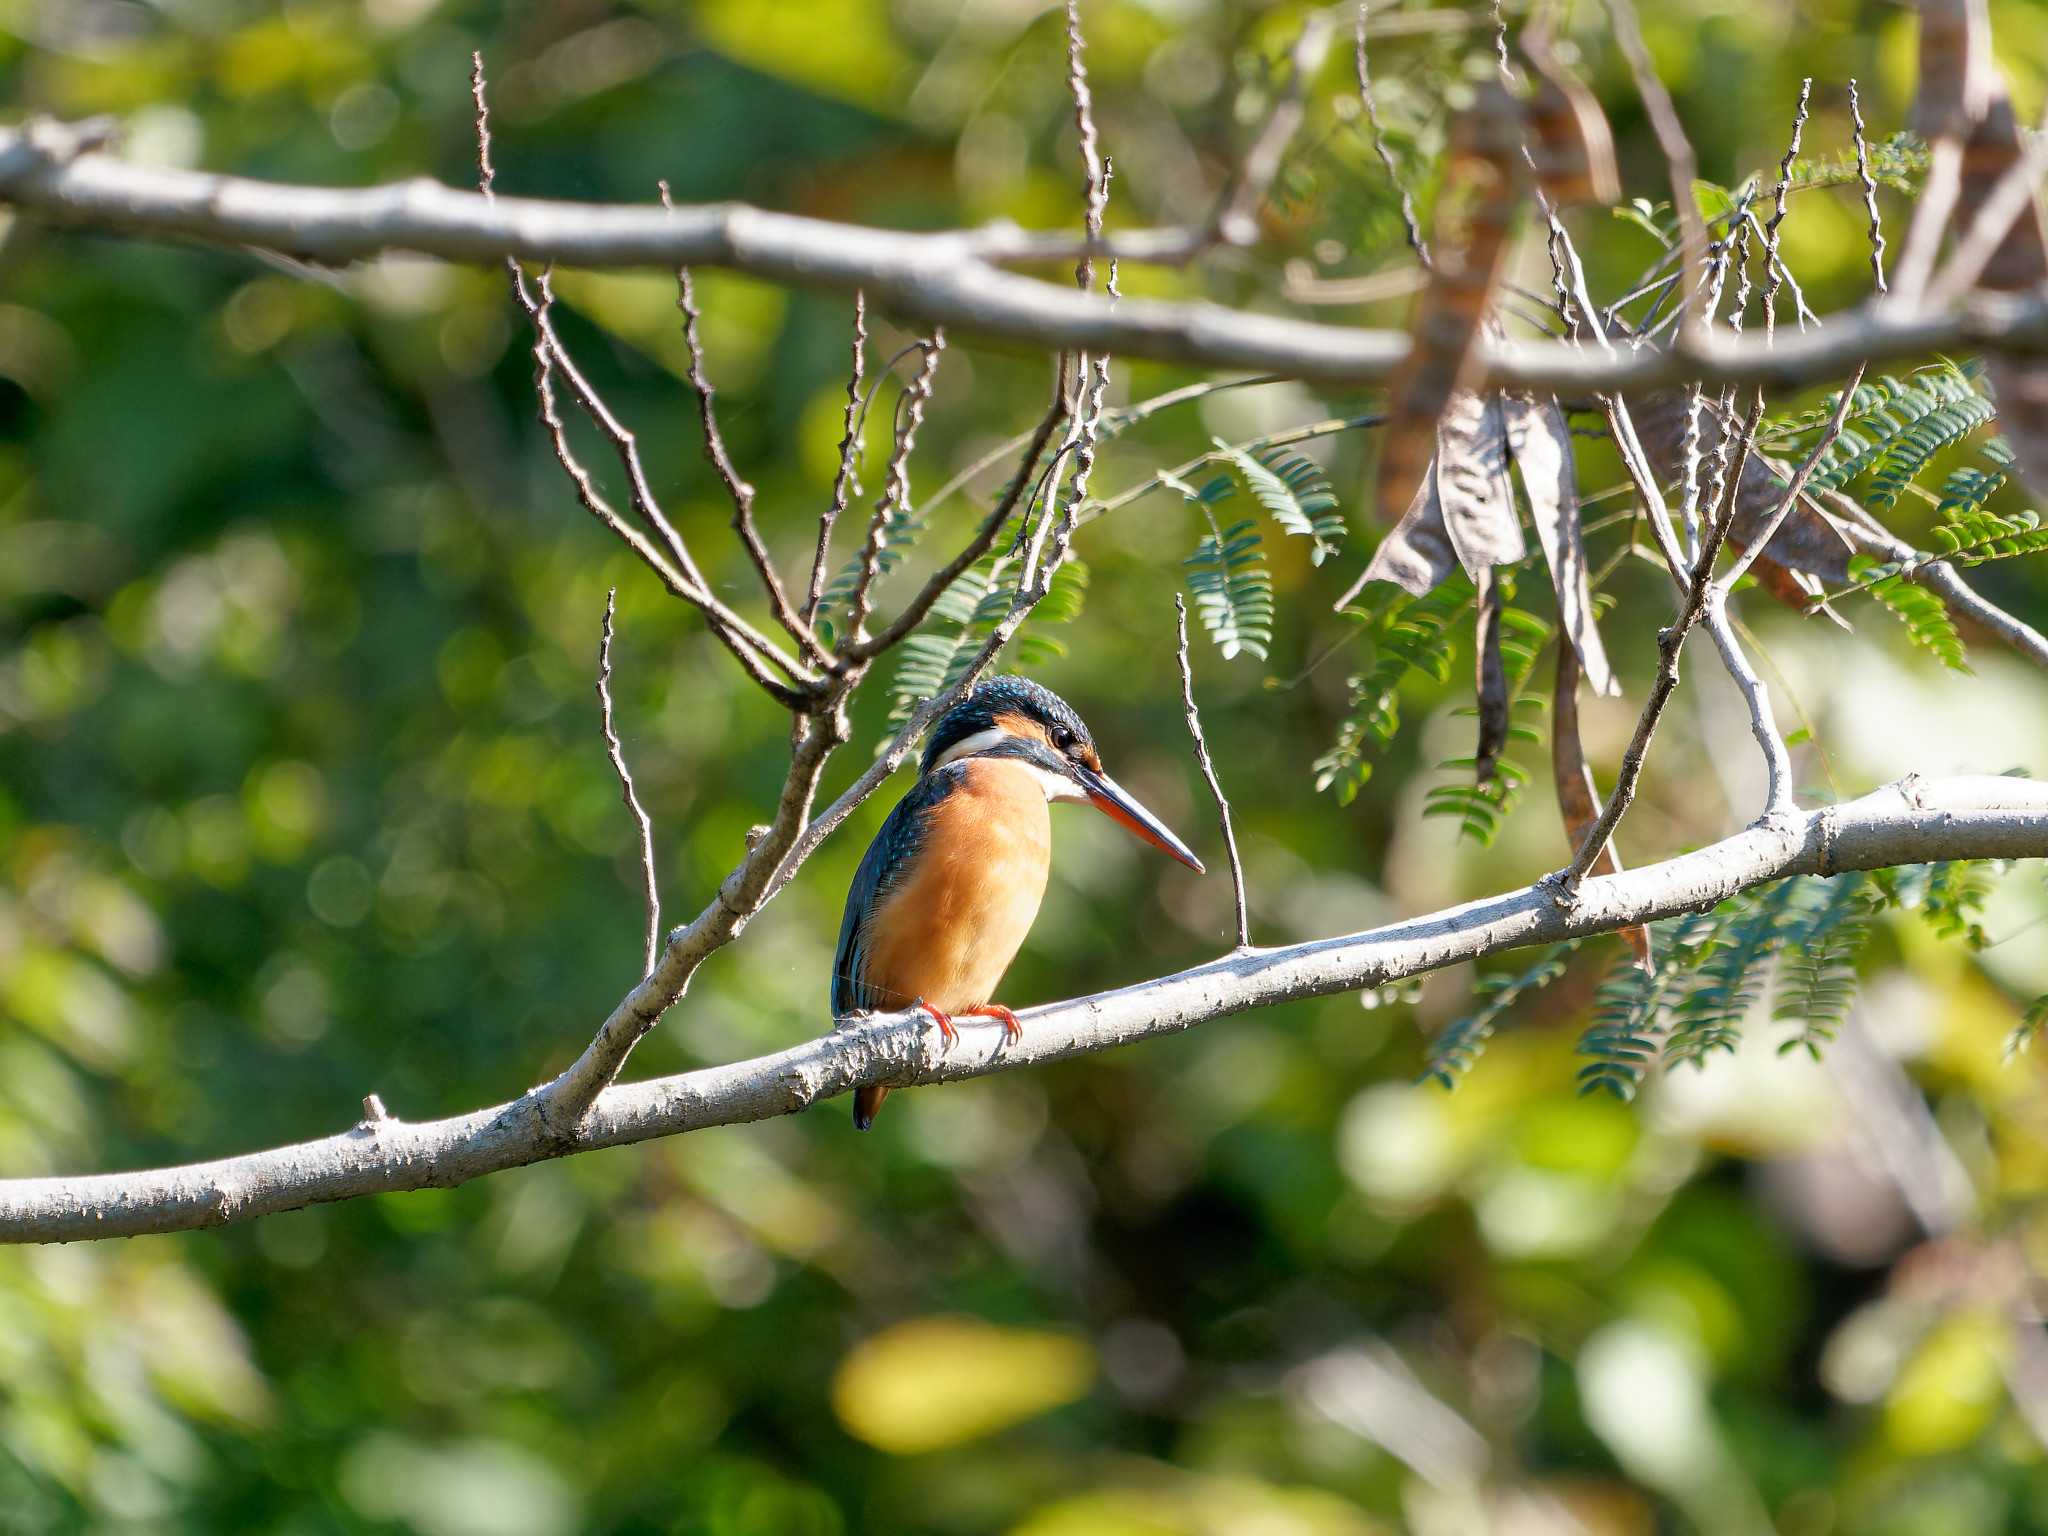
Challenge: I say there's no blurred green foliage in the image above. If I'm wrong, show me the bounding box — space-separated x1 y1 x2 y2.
2 1 2048 1533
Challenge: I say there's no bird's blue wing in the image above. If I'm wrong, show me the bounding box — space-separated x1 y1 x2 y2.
831 769 956 1017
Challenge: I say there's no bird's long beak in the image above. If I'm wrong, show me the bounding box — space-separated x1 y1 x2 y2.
1072 764 1205 872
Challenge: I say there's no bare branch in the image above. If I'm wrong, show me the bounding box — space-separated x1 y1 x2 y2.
1718 362 1867 591
1761 79 1813 343
1354 4 1430 267
517 271 803 705
849 390 1069 661
1848 79 1889 296
1701 593 1796 816
1064 0 1108 290
597 590 661 976
1923 100 2048 309
662 181 829 669
472 58 816 704
805 293 867 623
13 119 2048 392
540 704 845 1128
1605 0 1707 332
8 775 2045 1244
1174 596 1250 950
842 333 946 646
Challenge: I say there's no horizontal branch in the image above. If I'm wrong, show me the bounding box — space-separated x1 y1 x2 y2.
4 119 2047 392
6 775 2044 1244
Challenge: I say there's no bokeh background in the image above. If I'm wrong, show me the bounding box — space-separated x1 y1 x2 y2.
3 1 2048 1532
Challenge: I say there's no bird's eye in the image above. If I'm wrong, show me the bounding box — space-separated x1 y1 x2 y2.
1052 727 1076 752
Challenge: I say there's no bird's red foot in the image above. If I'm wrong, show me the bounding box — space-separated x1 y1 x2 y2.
913 998 958 1047
964 1003 1023 1043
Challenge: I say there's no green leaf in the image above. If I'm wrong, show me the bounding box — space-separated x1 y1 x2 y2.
1420 943 1579 1089
1220 443 1345 565
1314 577 1472 803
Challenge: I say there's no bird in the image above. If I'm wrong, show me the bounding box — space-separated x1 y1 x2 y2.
833 675 1205 1130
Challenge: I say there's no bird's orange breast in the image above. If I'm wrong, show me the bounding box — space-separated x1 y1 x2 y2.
859 758 1052 1014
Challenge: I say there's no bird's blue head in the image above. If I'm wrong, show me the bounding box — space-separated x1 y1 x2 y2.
920 675 1090 776
917 676 1204 871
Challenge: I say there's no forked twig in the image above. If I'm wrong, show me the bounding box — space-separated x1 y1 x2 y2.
842 333 946 645
1605 0 1707 331
662 181 829 668
472 54 816 706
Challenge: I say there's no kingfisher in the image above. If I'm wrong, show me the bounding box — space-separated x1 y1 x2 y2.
833 675 1205 1129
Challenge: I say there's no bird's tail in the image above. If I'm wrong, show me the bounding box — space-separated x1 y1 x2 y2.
853 1083 890 1131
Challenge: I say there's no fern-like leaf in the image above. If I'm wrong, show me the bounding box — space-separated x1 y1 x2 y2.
1880 860 1996 948
1172 470 1273 661
1222 443 1346 565
1577 910 1724 1100
1421 942 1579 1089
1865 393 1998 509
882 557 1088 727
2007 995 2048 1060
1426 607 1550 847
1773 874 1877 1059
1666 881 1800 1069
1849 554 1972 672
1792 366 1988 495
1314 577 1472 803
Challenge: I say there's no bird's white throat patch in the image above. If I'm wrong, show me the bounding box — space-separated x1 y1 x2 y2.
933 728 1084 803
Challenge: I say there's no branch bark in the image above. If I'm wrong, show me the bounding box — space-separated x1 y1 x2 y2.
5 775 2044 1244
6 119 2048 393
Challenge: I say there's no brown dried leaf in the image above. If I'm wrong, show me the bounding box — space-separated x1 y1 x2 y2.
1628 390 1856 584
1503 391 1617 696
1339 460 1459 604
1473 567 1508 785
1553 643 1652 968
1437 390 1525 576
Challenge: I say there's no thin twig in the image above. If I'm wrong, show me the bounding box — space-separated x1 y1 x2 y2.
1701 593 1795 815
1605 0 1707 332
1065 0 1107 291
662 182 828 668
597 590 661 977
1175 596 1250 950
842 333 945 646
1848 80 1889 296
849 392 1070 660
1761 79 1813 343
1354 4 1430 267
1717 362 1866 591
472 56 815 703
805 293 867 623
1078 410 1384 527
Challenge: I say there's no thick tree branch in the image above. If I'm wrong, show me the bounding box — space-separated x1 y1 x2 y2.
6 776 2043 1244
6 119 2048 393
